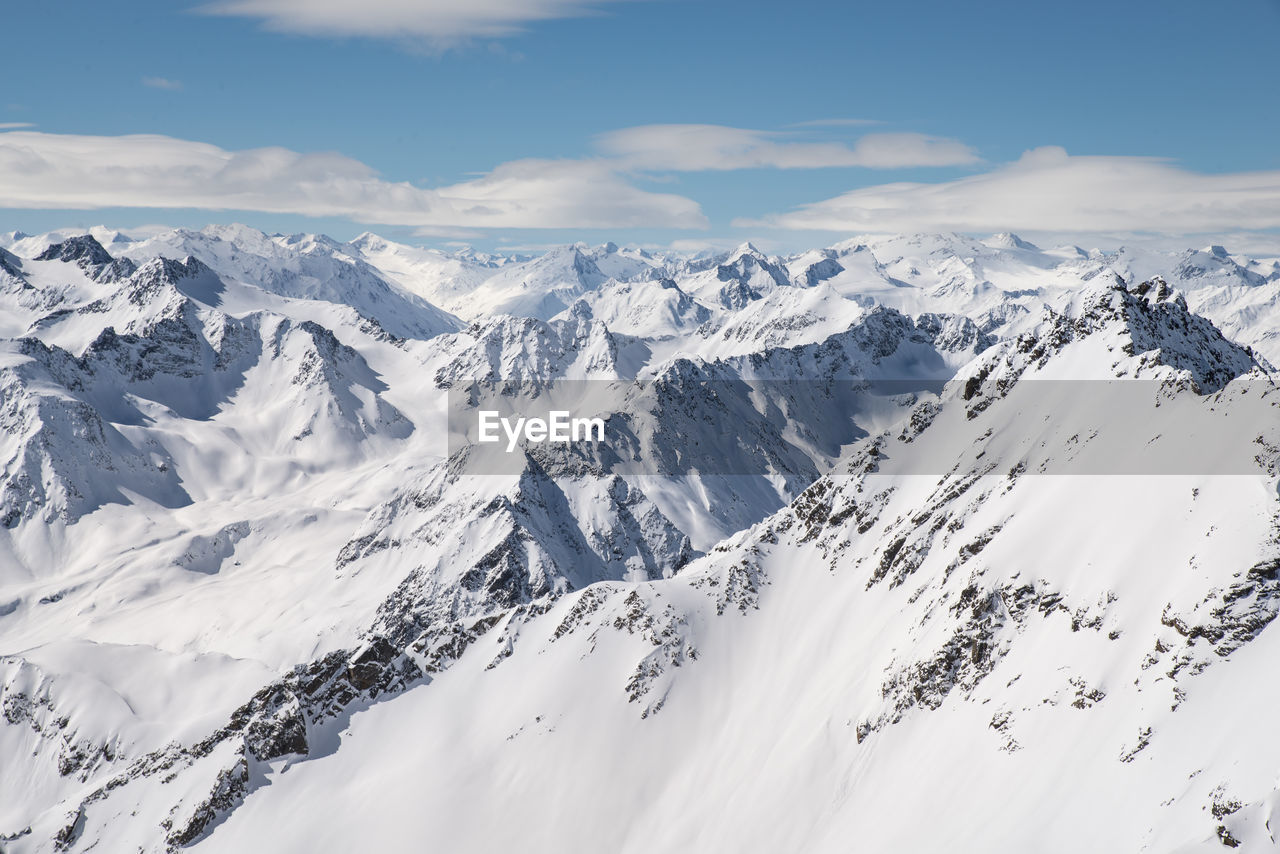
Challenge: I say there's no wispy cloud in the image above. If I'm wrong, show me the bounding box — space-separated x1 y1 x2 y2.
0 131 706 230
784 118 885 129
199 0 630 45
0 122 35 129
739 147 1280 234
142 76 183 91
412 225 487 240
21 131 1273 239
597 124 978 171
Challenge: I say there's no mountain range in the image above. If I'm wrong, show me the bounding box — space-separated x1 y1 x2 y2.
1 225 1278 853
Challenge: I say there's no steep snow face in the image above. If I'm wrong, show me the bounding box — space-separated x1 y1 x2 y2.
682 283 867 362
347 232 500 311
1186 279 1280 370
430 302 651 390
3 226 1280 854
188 474 1280 854
443 245 610 320
353 461 698 648
0 248 22 278
559 277 711 341
0 338 187 528
785 248 845 288
365 241 624 322
675 242 794 311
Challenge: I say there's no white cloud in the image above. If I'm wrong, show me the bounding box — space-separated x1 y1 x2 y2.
0 123 34 129
436 157 709 227
784 118 885 129
142 77 183 91
199 0 628 44
0 131 706 230
412 225 486 240
741 147 1280 234
596 125 978 171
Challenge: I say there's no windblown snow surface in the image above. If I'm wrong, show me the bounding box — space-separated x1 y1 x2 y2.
1 227 1279 852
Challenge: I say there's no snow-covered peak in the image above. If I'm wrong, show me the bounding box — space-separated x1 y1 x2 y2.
420 244 610 322
963 276 1268 398
785 248 844 288
983 231 1040 252
725 240 766 261
35 235 113 267
33 235 136 283
119 225 461 341
430 309 649 391
583 241 663 283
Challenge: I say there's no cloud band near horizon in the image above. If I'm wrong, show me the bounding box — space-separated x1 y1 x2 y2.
0 131 707 230
741 147 1280 235
0 126 979 232
597 125 979 171
4 131 1280 238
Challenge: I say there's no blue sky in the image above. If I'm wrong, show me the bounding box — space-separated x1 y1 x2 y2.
4 0 1280 250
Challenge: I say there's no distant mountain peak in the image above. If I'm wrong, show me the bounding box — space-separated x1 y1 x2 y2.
987 232 1040 251
35 234 114 268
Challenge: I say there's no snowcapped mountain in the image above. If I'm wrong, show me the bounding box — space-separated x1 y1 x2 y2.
352 237 649 323
114 226 462 341
1 225 1278 853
